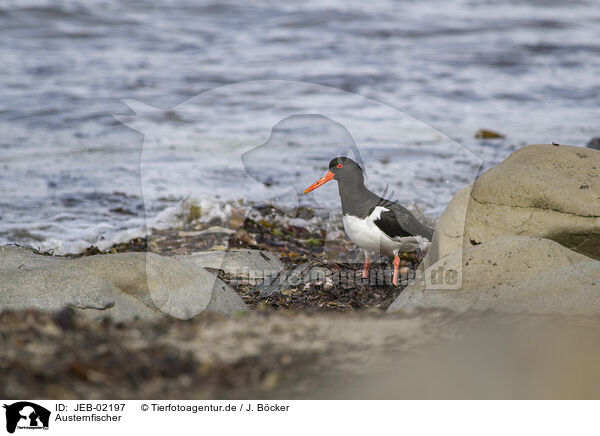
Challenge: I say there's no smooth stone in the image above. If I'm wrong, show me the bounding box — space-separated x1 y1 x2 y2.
471 144 599 217
257 263 335 296
422 184 472 270
180 249 283 283
586 137 600 150
388 236 600 314
258 263 312 296
0 246 247 321
427 144 600 266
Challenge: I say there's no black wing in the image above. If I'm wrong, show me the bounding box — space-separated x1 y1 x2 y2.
371 200 433 241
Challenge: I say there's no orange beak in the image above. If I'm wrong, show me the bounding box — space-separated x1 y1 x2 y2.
303 171 335 194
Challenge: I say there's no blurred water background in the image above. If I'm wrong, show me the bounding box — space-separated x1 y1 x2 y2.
1 0 599 254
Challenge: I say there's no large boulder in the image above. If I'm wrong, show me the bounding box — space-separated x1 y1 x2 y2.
422 184 472 270
587 137 600 150
388 236 600 314
0 246 247 321
427 144 600 265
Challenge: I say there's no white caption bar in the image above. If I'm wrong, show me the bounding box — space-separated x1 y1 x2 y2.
0 400 597 435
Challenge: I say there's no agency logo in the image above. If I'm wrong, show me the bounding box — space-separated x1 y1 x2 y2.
3 402 50 434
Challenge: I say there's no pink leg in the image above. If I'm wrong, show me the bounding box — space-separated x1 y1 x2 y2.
392 254 400 286
362 252 371 278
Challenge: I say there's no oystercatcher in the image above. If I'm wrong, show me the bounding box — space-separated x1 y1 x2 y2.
303 157 433 286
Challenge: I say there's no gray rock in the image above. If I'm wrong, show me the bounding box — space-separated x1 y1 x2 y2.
422 184 472 270
388 236 600 314
587 137 600 150
0 263 118 311
471 144 599 217
0 245 64 270
468 144 600 260
205 280 248 314
257 263 311 296
179 249 283 284
0 246 247 321
427 144 600 266
257 263 334 296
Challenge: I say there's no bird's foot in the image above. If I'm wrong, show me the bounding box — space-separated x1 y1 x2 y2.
392 254 400 286
362 255 371 278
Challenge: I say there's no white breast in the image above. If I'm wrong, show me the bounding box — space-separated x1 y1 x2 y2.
342 208 430 256
342 211 398 255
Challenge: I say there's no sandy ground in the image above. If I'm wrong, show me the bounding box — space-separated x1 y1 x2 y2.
3 308 600 399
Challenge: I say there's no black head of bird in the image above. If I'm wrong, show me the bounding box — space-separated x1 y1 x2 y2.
303 157 364 194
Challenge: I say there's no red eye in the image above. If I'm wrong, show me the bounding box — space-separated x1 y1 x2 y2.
337 163 343 168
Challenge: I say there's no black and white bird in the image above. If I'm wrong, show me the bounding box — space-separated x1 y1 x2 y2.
303 157 433 286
